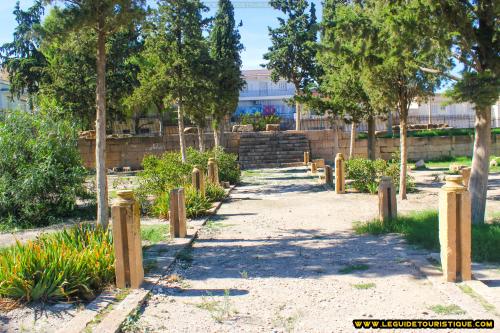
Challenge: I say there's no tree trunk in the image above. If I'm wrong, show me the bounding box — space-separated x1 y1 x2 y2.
399 106 408 200
95 26 108 228
158 114 163 137
333 119 340 156
213 123 220 148
349 122 356 159
295 100 301 131
197 125 205 152
177 103 187 162
387 111 393 135
469 106 491 224
367 115 376 160
219 120 225 148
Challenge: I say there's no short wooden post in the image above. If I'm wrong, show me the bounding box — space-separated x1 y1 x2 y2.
313 159 325 169
378 176 397 223
304 151 310 165
439 175 472 282
192 165 206 197
111 190 144 289
169 188 187 238
335 153 345 194
207 158 219 184
324 165 333 186
310 162 317 174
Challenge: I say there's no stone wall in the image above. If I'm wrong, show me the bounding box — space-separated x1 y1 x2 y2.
79 132 240 169
303 129 500 162
78 129 500 169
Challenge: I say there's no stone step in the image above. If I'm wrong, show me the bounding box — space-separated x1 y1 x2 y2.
238 131 310 169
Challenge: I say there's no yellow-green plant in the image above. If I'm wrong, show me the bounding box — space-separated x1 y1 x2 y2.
185 186 212 218
206 183 226 202
0 224 114 303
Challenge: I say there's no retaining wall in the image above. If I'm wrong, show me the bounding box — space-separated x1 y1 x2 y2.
79 130 500 169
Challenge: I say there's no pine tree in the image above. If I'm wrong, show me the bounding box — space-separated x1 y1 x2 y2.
264 0 319 130
131 0 209 161
427 0 499 224
44 0 146 228
0 1 47 111
209 0 245 148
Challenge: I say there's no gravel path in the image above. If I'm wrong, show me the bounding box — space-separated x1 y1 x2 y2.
130 167 498 333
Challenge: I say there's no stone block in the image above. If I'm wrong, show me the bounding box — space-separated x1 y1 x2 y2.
111 190 144 289
324 165 333 186
439 175 472 282
192 166 206 197
312 158 325 168
378 176 397 223
169 188 187 238
310 162 317 174
265 124 280 131
335 153 345 194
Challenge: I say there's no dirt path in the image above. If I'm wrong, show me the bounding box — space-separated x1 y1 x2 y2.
130 167 498 333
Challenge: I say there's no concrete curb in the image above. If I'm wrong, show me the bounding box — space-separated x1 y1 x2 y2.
57 185 236 333
408 255 500 319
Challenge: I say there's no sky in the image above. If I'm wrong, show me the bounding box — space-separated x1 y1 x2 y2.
0 0 322 70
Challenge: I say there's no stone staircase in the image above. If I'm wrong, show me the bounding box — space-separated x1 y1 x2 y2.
238 132 310 169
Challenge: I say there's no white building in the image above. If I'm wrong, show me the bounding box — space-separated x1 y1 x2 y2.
0 70 29 111
236 69 296 119
409 94 500 128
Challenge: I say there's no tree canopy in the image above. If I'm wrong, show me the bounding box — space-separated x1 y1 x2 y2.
0 0 47 109
209 0 245 147
264 0 319 130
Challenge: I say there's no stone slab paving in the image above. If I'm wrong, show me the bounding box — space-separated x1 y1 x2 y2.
129 167 499 333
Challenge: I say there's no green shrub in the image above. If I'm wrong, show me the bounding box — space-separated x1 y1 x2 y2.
152 191 170 219
187 146 240 184
354 210 500 263
136 152 191 209
346 155 414 194
345 158 387 193
151 185 219 219
241 113 281 131
185 186 212 218
213 147 240 184
0 111 87 229
138 147 239 218
206 182 226 202
0 224 114 302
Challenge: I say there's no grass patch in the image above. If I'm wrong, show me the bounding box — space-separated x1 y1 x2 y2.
0 224 114 303
429 304 465 315
196 289 235 323
354 210 500 263
459 284 498 315
360 128 500 139
352 282 376 290
338 264 370 274
410 156 500 173
141 224 169 244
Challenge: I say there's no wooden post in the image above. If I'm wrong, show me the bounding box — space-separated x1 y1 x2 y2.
304 151 310 165
111 190 144 289
310 162 317 174
207 158 219 184
192 165 206 197
335 153 345 194
439 175 472 282
169 188 187 238
313 159 325 169
324 165 333 186
378 176 397 223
